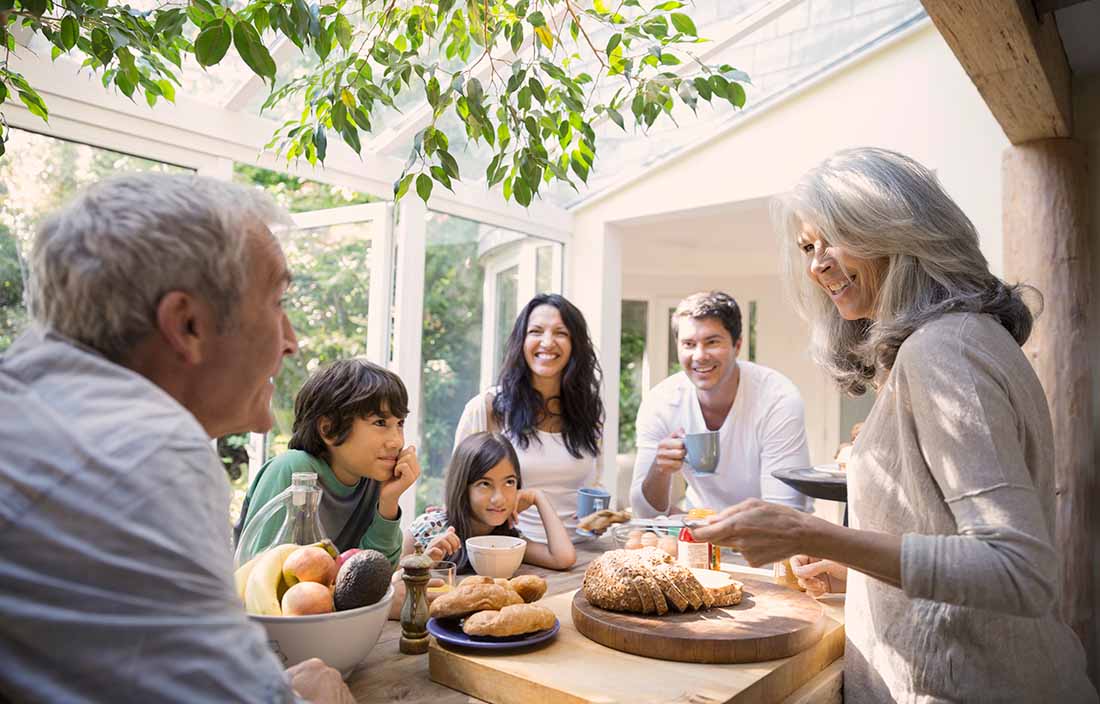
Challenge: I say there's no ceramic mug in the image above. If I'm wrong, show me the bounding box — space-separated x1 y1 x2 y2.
577 487 611 517
683 430 720 473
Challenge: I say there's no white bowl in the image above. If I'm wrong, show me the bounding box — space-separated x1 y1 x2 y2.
465 535 527 579
251 584 393 677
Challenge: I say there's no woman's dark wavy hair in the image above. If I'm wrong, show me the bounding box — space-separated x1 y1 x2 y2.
444 432 522 572
493 293 603 458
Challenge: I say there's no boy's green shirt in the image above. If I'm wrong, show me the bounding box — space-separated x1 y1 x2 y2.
235 450 403 567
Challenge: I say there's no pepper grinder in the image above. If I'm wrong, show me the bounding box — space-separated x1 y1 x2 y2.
399 545 434 654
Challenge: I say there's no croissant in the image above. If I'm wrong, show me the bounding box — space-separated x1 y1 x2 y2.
462 603 557 637
429 583 520 620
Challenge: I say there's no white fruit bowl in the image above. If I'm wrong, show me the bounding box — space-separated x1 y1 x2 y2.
250 584 393 677
466 535 527 579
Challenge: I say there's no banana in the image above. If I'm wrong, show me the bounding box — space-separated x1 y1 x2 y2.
309 539 339 560
244 544 300 616
233 553 263 602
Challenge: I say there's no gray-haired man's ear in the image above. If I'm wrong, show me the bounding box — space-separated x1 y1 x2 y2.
155 291 211 366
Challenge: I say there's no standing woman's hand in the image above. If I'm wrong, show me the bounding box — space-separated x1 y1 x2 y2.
690 498 819 567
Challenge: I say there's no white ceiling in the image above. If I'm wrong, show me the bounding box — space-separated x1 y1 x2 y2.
619 196 785 280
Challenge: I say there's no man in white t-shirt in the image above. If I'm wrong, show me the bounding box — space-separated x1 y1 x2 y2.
630 291 812 517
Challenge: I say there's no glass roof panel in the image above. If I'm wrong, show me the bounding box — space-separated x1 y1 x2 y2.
559 0 927 207
362 0 925 208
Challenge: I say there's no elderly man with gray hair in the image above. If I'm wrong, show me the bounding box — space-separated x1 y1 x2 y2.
0 174 354 703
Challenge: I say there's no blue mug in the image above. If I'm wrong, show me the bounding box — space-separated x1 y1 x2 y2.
577 487 611 518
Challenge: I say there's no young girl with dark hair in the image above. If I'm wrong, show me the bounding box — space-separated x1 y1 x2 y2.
405 432 575 572
454 294 605 542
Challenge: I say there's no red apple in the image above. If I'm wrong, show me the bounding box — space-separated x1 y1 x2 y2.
336 548 362 572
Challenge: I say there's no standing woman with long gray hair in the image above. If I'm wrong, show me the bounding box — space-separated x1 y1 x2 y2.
693 148 1096 702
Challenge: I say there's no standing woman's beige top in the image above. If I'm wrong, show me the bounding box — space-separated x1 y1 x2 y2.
845 312 1096 703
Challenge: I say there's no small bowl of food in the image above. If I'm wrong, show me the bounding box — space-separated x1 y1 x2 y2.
465 535 527 578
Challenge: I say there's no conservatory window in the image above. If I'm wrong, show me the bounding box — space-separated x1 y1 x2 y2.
417 212 564 513
0 128 190 355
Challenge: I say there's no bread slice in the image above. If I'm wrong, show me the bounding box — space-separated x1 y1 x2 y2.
689 568 743 607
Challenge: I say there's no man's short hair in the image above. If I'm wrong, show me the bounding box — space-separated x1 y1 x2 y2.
672 291 743 343
30 173 288 362
289 359 410 459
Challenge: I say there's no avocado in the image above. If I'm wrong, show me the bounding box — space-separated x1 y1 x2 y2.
333 549 392 611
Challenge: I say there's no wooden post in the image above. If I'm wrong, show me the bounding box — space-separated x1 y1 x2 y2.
1002 138 1095 679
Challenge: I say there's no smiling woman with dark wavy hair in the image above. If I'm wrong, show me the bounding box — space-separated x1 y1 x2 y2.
453 293 604 543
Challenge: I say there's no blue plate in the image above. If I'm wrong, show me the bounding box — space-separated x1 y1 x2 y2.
427 616 560 650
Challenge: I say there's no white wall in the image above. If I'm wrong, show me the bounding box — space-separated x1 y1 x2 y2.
568 20 1010 496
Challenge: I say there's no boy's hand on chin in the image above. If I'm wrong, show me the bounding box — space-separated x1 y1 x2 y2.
380 448 418 508
378 446 420 518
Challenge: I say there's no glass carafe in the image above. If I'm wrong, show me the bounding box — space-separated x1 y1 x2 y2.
234 472 327 568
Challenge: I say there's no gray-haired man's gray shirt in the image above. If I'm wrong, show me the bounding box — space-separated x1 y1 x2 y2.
0 327 295 703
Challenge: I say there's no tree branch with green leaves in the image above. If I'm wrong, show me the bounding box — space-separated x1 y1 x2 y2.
0 0 749 205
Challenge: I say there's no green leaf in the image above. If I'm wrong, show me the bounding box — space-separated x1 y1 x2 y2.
693 76 712 100
708 75 729 100
728 82 746 108
527 11 546 27
60 16 78 51
335 14 353 51
312 125 327 161
466 77 483 106
606 107 625 130
528 77 545 104
233 21 276 81
157 79 175 102
643 16 667 39
17 89 48 120
416 173 433 201
593 0 610 14
394 173 414 199
670 13 697 36
90 28 114 65
21 0 46 17
340 124 361 153
605 33 621 55
509 22 523 54
438 150 460 179
195 19 232 67
425 75 440 108
115 72 136 98
513 176 532 206
654 1 684 9
430 165 453 191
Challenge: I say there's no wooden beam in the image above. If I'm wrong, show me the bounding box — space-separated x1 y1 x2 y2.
921 0 1073 143
1003 139 1095 681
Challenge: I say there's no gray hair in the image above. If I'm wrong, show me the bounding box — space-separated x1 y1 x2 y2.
29 172 289 362
774 147 1036 395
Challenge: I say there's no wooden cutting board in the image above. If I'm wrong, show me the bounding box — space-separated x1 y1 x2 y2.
427 585 846 704
571 575 827 664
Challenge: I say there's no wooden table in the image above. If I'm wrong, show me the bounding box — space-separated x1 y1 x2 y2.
346 537 844 704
